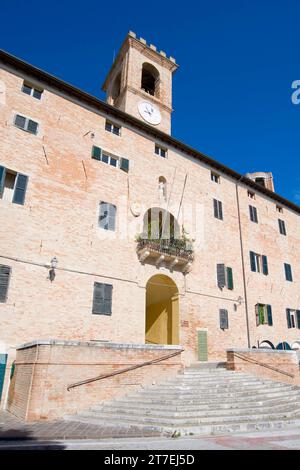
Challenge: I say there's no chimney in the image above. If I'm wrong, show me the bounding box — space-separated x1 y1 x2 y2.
245 172 274 192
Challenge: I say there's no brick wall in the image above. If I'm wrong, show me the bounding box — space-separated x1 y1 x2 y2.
7 340 183 421
227 348 300 386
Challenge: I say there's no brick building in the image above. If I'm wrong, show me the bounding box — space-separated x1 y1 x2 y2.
0 32 300 412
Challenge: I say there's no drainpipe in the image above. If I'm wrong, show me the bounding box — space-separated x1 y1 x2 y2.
235 178 251 348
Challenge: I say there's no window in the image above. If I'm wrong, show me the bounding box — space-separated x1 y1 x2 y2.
99 201 116 231
248 190 255 199
278 219 286 236
276 205 283 213
211 172 220 183
249 205 258 223
92 282 113 315
91 146 129 172
219 309 229 330
255 177 266 188
217 264 234 290
14 114 38 135
21 82 43 100
141 63 159 96
250 251 268 275
0 265 11 303
284 263 293 282
155 145 167 158
0 166 28 205
213 199 223 220
286 309 300 329
105 121 121 136
256 304 273 326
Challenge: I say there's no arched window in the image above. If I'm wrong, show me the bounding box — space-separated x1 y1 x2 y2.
111 72 121 103
158 176 167 202
141 63 159 97
143 208 180 240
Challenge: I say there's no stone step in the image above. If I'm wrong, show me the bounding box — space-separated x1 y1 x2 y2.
92 396 299 413
156 379 273 388
97 402 297 419
71 408 300 427
187 362 227 369
116 391 300 406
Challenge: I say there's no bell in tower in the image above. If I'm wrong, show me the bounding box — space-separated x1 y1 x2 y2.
102 31 178 134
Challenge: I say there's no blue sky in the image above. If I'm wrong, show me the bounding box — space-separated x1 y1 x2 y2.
1 0 299 202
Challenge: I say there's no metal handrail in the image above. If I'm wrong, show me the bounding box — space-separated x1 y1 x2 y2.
232 352 295 378
67 348 184 391
137 239 194 260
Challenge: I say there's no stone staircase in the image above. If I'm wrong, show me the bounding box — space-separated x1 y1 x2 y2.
65 363 300 436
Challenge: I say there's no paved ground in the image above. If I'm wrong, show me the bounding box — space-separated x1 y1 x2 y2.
0 411 300 450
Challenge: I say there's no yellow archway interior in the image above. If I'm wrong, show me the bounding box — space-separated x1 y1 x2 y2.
145 274 179 345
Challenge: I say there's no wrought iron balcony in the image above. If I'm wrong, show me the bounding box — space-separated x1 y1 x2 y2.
136 238 194 272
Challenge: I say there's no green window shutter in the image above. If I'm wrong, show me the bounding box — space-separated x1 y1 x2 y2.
120 158 129 173
267 305 273 326
91 145 102 160
108 203 116 231
0 166 6 197
92 282 112 315
296 310 300 329
226 267 234 290
262 255 268 275
218 200 223 220
284 263 292 282
250 251 256 272
286 309 292 329
12 173 28 205
219 309 229 329
217 264 226 288
0 354 8 402
197 331 208 361
213 199 218 218
0 265 11 303
258 304 265 325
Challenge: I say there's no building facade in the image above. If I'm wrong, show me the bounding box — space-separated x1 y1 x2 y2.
0 32 300 407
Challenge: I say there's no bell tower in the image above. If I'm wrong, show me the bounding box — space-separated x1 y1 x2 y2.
102 31 178 134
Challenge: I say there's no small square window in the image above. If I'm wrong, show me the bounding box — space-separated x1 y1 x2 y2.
14 114 39 135
102 154 109 164
155 145 167 158
211 172 220 183
248 190 255 199
276 205 283 213
21 82 43 100
105 120 121 136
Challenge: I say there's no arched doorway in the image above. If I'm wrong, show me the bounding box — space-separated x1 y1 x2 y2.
145 274 179 345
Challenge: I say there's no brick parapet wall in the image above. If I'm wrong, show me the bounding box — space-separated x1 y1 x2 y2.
227 348 300 386
7 340 183 421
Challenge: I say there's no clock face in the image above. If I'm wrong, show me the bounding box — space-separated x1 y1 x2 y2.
138 101 161 125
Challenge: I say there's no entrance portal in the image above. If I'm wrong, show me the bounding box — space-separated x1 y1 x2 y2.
145 274 179 345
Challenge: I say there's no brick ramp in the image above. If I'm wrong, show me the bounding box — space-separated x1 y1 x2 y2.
64 364 300 437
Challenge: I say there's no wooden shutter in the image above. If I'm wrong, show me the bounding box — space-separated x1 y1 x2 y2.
91 145 102 160
262 255 268 275
0 354 8 401
120 158 129 173
213 199 218 218
0 166 6 197
0 265 11 303
286 309 292 329
12 173 28 205
217 264 226 288
250 251 256 272
92 282 112 315
267 305 273 326
219 309 229 329
258 304 265 325
197 331 208 361
255 304 260 326
226 267 234 290
218 200 223 220
108 204 116 231
284 263 292 282
253 207 258 223
27 119 38 135
296 310 300 329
